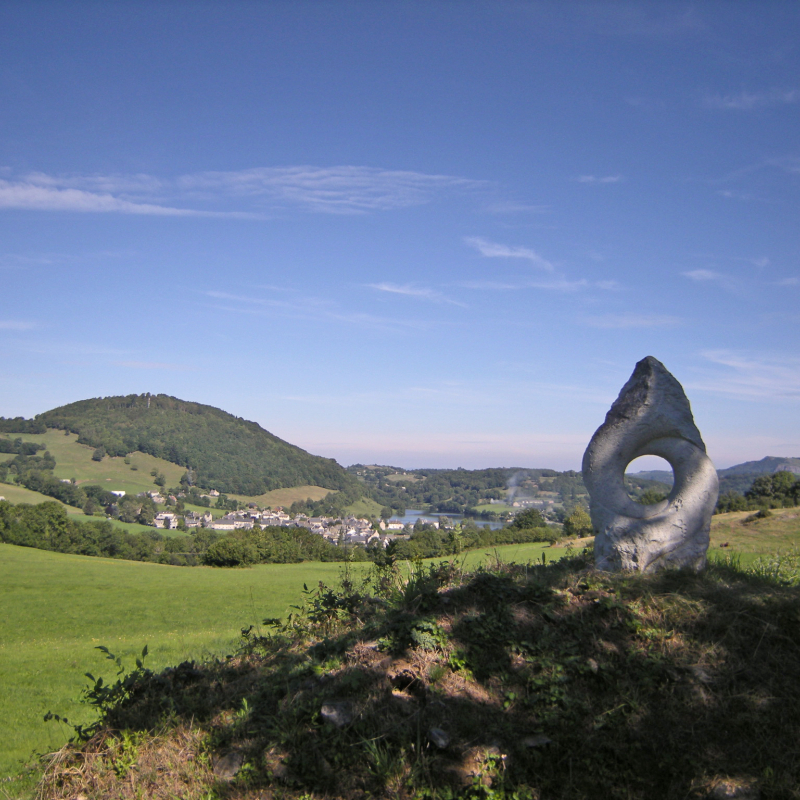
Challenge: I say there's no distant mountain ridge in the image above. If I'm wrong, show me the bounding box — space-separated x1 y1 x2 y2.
31 394 357 496
717 456 800 477
630 456 800 496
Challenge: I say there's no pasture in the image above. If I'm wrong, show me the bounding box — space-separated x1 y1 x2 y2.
709 506 800 557
0 540 553 784
230 485 332 508
0 483 82 513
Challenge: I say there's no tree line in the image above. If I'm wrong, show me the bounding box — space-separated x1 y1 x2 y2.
715 470 800 513
0 500 578 569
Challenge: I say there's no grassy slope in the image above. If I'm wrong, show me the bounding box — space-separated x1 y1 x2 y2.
0 540 553 783
344 496 384 517
1 431 186 494
709 507 800 558
0 483 83 513
229 485 332 508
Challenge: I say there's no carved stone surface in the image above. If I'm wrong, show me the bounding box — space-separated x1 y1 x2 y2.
582 356 718 572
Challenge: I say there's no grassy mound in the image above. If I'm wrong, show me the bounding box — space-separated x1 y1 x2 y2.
37 552 800 799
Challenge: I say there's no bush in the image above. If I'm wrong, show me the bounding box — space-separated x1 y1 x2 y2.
508 508 546 529
563 507 593 538
202 538 258 567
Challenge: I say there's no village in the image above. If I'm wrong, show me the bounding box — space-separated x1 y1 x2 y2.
142 491 448 548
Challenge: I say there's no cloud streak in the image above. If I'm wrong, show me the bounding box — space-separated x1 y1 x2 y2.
200 289 431 333
682 269 738 291
575 175 623 184
114 361 196 371
704 88 800 111
690 350 800 400
0 177 255 218
368 283 467 307
0 320 36 331
0 166 486 217
460 278 588 292
465 237 554 271
180 166 486 214
581 313 682 329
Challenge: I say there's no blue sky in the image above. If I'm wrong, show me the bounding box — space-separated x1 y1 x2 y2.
1 2 798 471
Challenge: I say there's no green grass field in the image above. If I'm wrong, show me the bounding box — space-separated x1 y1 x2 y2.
474 502 515 513
0 539 555 784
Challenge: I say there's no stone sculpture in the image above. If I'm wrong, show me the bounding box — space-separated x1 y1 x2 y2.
582 356 718 572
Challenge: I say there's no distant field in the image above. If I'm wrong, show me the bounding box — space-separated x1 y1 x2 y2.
475 502 515 513
344 496 384 517
384 473 421 483
0 482 83 513
230 485 332 508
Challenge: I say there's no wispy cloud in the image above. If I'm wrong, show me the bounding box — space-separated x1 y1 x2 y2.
582 6 704 38
0 320 36 331
178 166 485 214
717 189 759 201
367 283 467 307
689 350 800 400
0 177 254 218
485 201 549 214
777 277 799 286
682 269 738 291
464 237 554 271
0 166 485 217
772 156 800 175
459 278 588 292
704 88 800 111
683 269 722 282
114 361 195 371
575 175 623 184
581 313 682 329
200 289 430 333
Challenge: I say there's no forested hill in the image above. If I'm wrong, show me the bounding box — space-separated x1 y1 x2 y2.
32 394 356 496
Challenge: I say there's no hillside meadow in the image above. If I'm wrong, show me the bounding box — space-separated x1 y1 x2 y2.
1 430 343 514
0 539 553 787
1 430 187 496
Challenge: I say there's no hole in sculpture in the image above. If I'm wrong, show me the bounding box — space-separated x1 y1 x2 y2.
624 456 674 505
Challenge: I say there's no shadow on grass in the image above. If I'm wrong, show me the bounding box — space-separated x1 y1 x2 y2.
38 554 800 800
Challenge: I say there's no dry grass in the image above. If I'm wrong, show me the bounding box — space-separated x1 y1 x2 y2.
37 725 212 800
229 485 332 508
710 507 800 555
